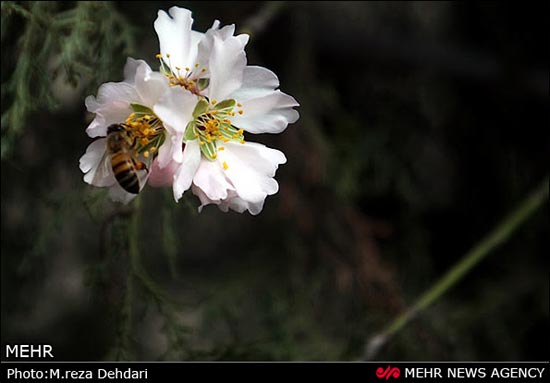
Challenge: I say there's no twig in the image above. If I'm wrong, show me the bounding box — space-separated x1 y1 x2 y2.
240 1 287 36
364 176 549 359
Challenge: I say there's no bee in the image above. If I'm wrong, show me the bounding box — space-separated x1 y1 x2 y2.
106 123 149 194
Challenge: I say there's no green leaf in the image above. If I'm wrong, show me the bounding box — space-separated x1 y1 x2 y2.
184 121 197 141
197 78 209 91
131 103 154 115
192 99 209 118
215 99 236 110
200 140 217 161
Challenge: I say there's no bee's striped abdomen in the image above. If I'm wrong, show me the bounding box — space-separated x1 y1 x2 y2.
111 152 140 194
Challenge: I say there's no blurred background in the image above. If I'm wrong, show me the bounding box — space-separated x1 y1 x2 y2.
1 1 548 361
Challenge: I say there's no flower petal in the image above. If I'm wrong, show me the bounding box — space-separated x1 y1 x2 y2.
230 66 280 101
204 34 247 101
156 130 184 169
148 157 180 187
220 141 285 203
133 60 170 106
154 6 200 72
108 183 138 204
79 138 115 187
154 86 198 135
196 23 249 72
231 90 299 134
173 139 201 201
192 156 235 202
85 82 139 138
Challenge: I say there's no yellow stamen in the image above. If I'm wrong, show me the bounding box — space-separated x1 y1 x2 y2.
211 99 217 105
185 67 190 72
238 110 243 115
223 161 228 170
155 54 162 59
143 151 150 158
237 103 242 107
218 146 225 151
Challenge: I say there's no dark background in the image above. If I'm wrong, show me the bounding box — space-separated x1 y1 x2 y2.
1 1 548 361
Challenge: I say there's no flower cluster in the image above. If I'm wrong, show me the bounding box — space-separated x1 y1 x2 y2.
80 7 299 214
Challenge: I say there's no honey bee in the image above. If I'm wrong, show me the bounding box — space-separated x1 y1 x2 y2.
106 123 149 194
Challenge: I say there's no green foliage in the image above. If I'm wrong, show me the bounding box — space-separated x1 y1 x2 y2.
1 1 135 159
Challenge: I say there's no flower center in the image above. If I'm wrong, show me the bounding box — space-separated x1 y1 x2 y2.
185 99 245 161
156 53 209 95
124 106 165 158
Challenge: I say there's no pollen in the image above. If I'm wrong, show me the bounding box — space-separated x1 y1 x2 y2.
143 151 150 158
175 66 181 71
211 99 217 105
185 67 190 72
166 53 171 58
237 103 242 107
150 146 157 152
223 161 228 170
238 110 244 115
195 63 200 68
218 146 225 151
212 153 217 159
155 53 162 59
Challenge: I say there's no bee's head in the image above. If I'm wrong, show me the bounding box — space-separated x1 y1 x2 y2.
107 123 126 134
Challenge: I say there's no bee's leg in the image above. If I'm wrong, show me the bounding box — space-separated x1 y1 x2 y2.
135 161 149 173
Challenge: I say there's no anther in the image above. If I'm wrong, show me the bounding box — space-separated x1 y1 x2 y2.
223 162 228 170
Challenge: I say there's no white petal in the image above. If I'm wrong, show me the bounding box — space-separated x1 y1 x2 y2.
219 141 286 204
85 82 138 137
123 57 142 83
205 34 247 101
79 139 115 187
154 6 199 72
230 66 280 101
191 184 218 213
195 23 248 76
108 183 138 204
173 139 201 201
192 157 235 201
154 86 198 135
220 195 265 215
148 157 180 187
156 130 183 169
231 90 299 134
133 60 170 106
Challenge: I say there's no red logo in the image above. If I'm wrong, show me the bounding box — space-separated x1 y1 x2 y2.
376 366 401 380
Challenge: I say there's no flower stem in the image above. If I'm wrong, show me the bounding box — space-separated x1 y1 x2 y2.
364 176 549 359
